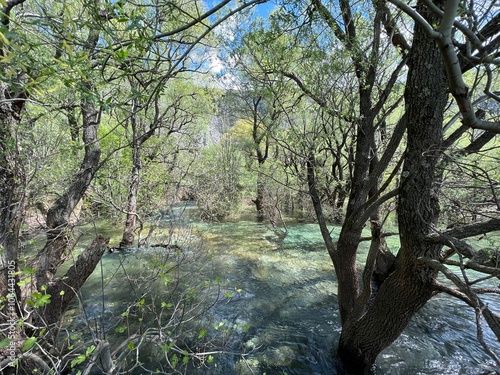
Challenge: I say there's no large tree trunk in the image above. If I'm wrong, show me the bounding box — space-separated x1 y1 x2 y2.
337 1 448 372
0 83 26 310
0 2 28 298
35 83 102 289
35 18 101 288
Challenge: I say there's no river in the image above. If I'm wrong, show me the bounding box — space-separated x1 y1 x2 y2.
65 205 499 374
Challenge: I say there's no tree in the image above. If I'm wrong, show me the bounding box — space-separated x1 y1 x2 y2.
0 0 267 372
117 80 207 250
0 0 29 302
234 0 500 372
191 124 250 220
310 0 500 372
216 87 280 221
0 2 118 372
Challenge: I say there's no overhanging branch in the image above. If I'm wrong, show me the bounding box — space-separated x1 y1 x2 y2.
438 218 500 240
388 0 500 134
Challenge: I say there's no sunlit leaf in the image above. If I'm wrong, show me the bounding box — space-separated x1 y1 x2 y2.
198 329 207 339
0 338 11 349
22 337 37 352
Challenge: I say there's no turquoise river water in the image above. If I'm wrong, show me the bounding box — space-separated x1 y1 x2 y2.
63 205 499 374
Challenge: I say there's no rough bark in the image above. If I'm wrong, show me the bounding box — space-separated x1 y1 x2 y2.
0 0 28 301
35 82 102 288
41 235 109 339
334 92 377 324
0 83 26 300
309 0 389 330
337 0 448 372
118 98 155 249
35 16 101 287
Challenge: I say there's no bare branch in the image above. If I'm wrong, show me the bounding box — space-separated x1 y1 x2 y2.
279 70 353 122
418 256 500 347
439 218 500 240
444 259 500 278
389 0 500 133
359 232 399 242
387 0 440 38
153 0 233 40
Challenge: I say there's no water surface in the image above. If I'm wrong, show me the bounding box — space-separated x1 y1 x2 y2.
67 208 500 374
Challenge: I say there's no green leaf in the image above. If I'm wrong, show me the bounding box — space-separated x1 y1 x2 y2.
17 277 31 287
162 274 171 286
0 338 11 349
128 341 135 350
86 345 96 356
115 326 127 333
28 293 51 308
71 354 86 368
22 337 37 352
242 323 251 332
198 329 207 339
21 267 36 275
171 354 178 369
0 30 9 45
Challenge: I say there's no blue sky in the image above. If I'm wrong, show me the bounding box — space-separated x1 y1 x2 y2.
253 0 277 18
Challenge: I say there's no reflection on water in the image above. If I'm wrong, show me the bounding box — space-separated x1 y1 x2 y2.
67 207 499 374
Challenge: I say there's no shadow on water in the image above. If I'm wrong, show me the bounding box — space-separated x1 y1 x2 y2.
64 205 499 374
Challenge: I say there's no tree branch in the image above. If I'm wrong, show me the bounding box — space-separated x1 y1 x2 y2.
352 187 400 230
387 0 440 38
444 259 500 278
279 70 353 122
418 256 500 346
44 235 109 328
375 0 410 53
311 0 347 44
439 218 500 240
397 0 500 133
